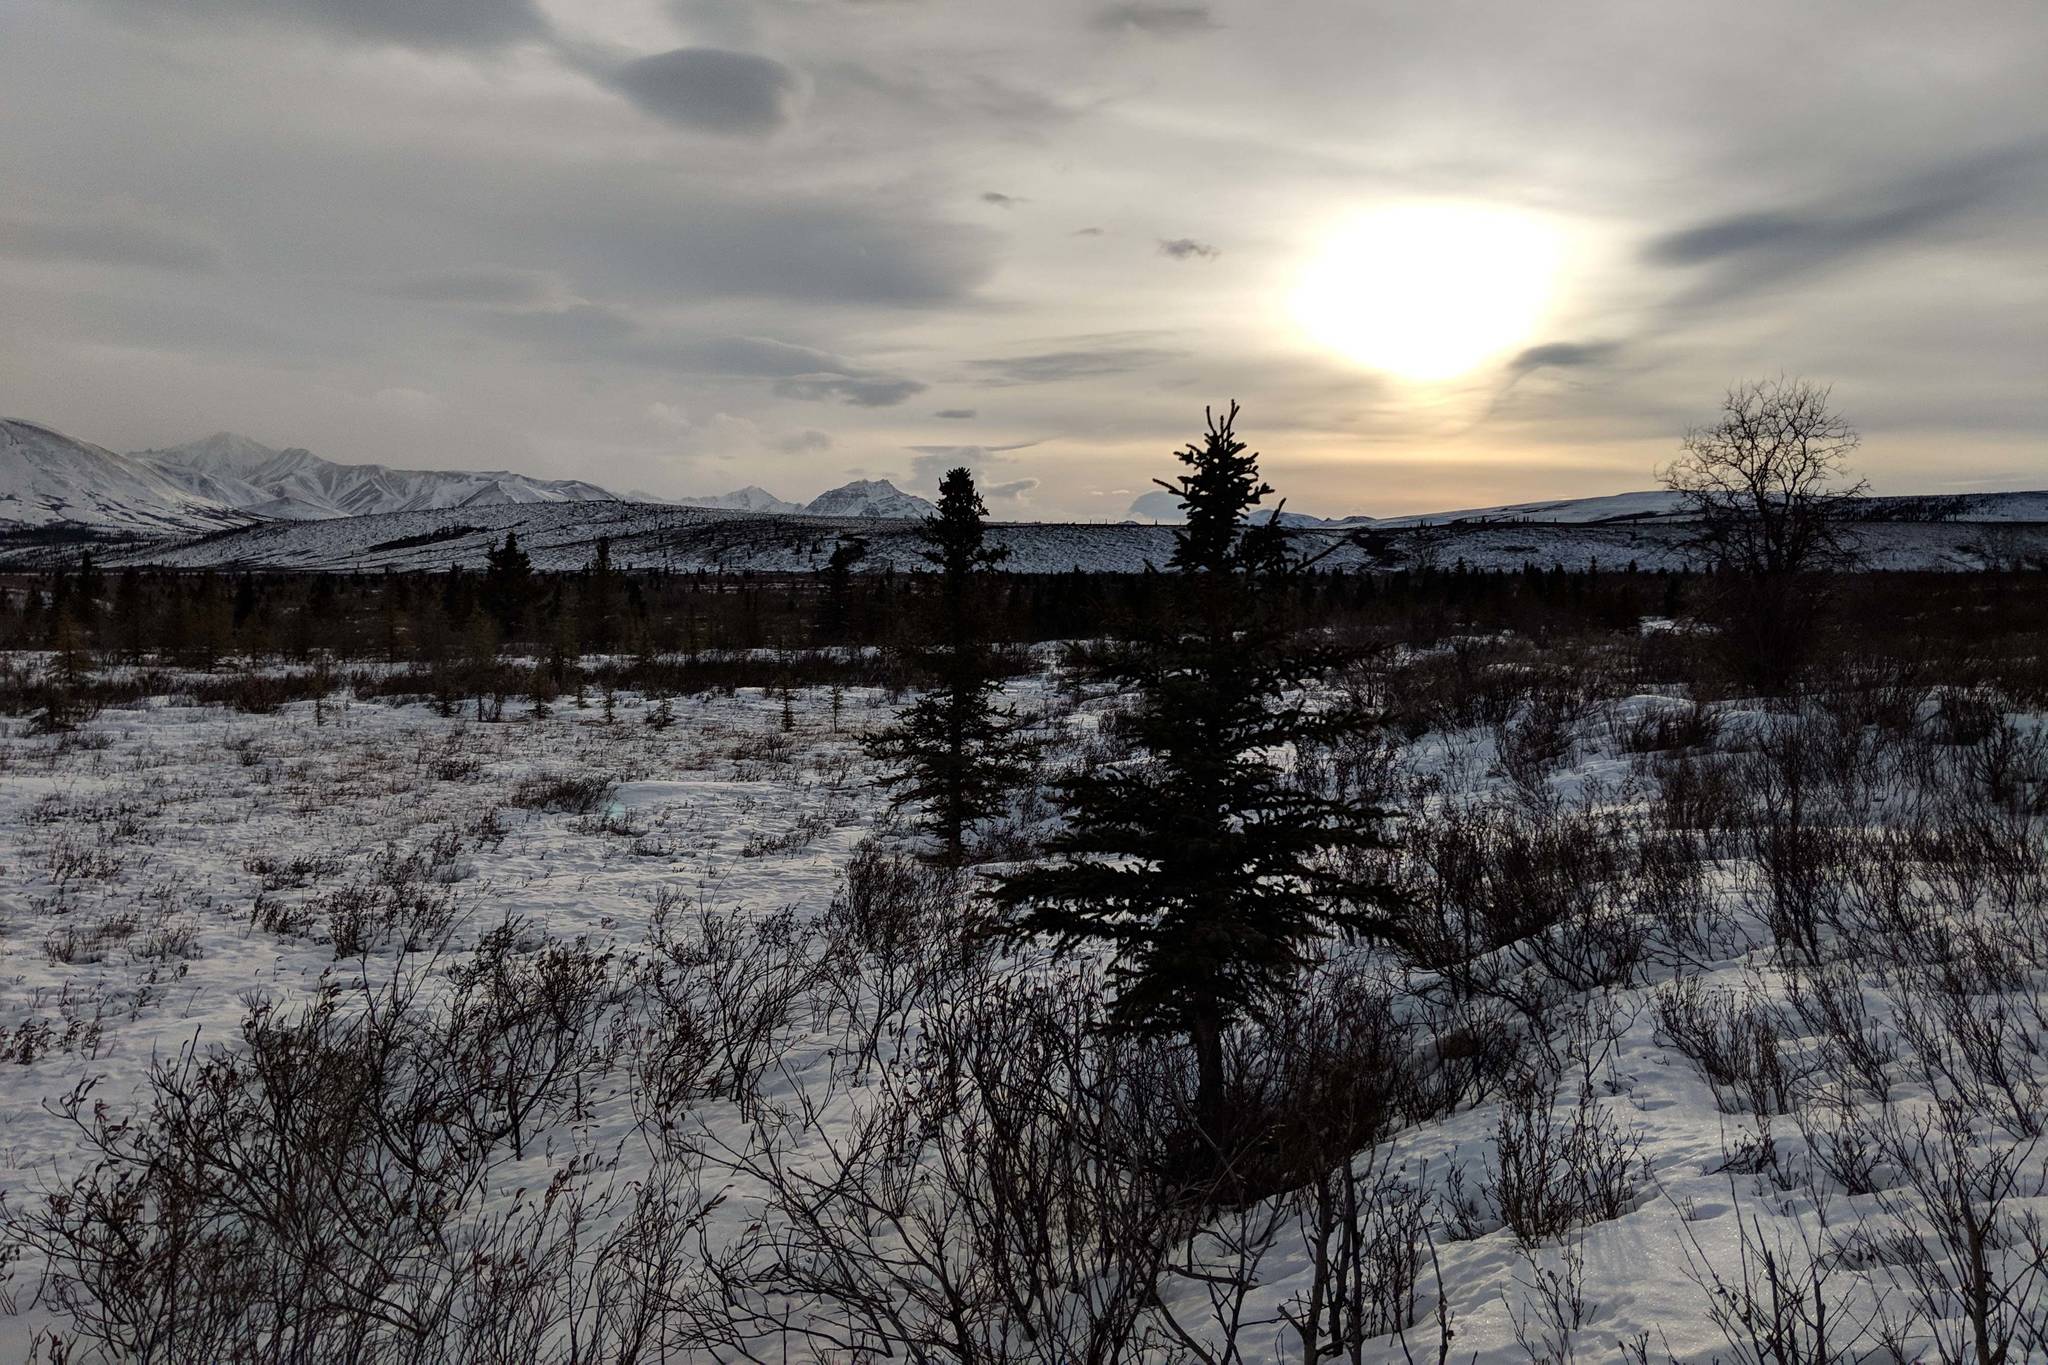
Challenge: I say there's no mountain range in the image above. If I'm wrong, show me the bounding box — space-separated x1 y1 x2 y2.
130 432 618 521
7 417 2045 570
655 481 938 519
0 418 941 535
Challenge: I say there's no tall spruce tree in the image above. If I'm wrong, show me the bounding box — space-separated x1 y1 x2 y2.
581 535 619 653
992 405 1405 1135
480 532 535 638
867 467 1027 864
816 535 867 643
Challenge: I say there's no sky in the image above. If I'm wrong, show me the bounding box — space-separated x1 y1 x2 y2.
1 0 2045 520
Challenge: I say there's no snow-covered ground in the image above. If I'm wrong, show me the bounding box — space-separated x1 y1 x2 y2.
2 651 2046 1360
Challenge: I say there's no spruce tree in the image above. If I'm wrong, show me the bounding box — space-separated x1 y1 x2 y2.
866 467 1027 864
480 532 535 638
582 535 619 653
991 405 1405 1136
816 535 866 642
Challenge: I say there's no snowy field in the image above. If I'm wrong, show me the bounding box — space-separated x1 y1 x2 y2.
3 650 2047 1361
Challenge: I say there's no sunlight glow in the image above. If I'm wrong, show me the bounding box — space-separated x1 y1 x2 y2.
1289 202 1566 382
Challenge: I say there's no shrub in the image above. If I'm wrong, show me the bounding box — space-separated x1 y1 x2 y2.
511 771 618 814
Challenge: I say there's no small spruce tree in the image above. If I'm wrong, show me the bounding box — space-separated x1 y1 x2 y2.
991 405 1406 1137
866 467 1028 864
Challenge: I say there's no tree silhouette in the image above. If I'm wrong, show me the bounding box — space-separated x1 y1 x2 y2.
866 468 1027 863
815 535 867 643
1661 377 1867 684
480 532 535 638
991 404 1406 1139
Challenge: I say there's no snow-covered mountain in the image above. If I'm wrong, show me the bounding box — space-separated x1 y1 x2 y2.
653 481 931 518
802 479 935 519
132 433 621 521
670 486 805 515
0 419 254 535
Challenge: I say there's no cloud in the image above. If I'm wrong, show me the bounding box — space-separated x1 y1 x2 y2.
369 386 444 417
968 345 1181 385
291 0 544 47
487 312 928 404
1510 341 1618 373
1158 236 1219 260
773 373 925 406
777 428 833 453
518 184 997 305
906 441 1041 458
984 477 1038 501
676 335 929 407
1649 212 1811 266
646 401 691 431
607 48 807 136
1126 489 1183 521
1093 3 1216 37
91 0 547 49
906 439 1041 488
0 216 220 272
981 192 1024 208
933 408 977 419
382 264 564 306
687 335 851 376
1643 145 2048 301
483 302 640 350
1073 227 1105 236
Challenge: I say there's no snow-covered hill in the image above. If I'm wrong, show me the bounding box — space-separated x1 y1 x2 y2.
45 495 2046 576
82 501 1185 574
1368 489 1689 526
0 419 255 535
1213 487 2048 529
133 433 621 521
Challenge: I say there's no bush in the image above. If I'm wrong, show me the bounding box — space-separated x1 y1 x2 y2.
1485 1061 1643 1248
511 771 618 814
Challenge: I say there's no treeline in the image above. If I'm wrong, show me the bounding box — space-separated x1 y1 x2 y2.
5 558 2047 679
4 550 1733 664
6 560 2048 715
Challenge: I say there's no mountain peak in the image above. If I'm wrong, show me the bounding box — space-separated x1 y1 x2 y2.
147 432 284 474
129 431 621 521
0 417 253 534
803 478 936 520
672 485 804 515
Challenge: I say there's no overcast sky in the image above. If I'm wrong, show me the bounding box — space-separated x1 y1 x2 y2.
3 0 2044 518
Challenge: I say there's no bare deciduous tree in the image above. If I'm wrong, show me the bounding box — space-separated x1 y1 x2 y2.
1662 377 1868 577
1662 378 1868 683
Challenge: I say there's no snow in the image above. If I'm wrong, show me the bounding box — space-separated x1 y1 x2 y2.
1370 489 1691 526
2 655 2043 1359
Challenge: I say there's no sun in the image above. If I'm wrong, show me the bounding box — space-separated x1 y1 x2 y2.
1288 202 1566 382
